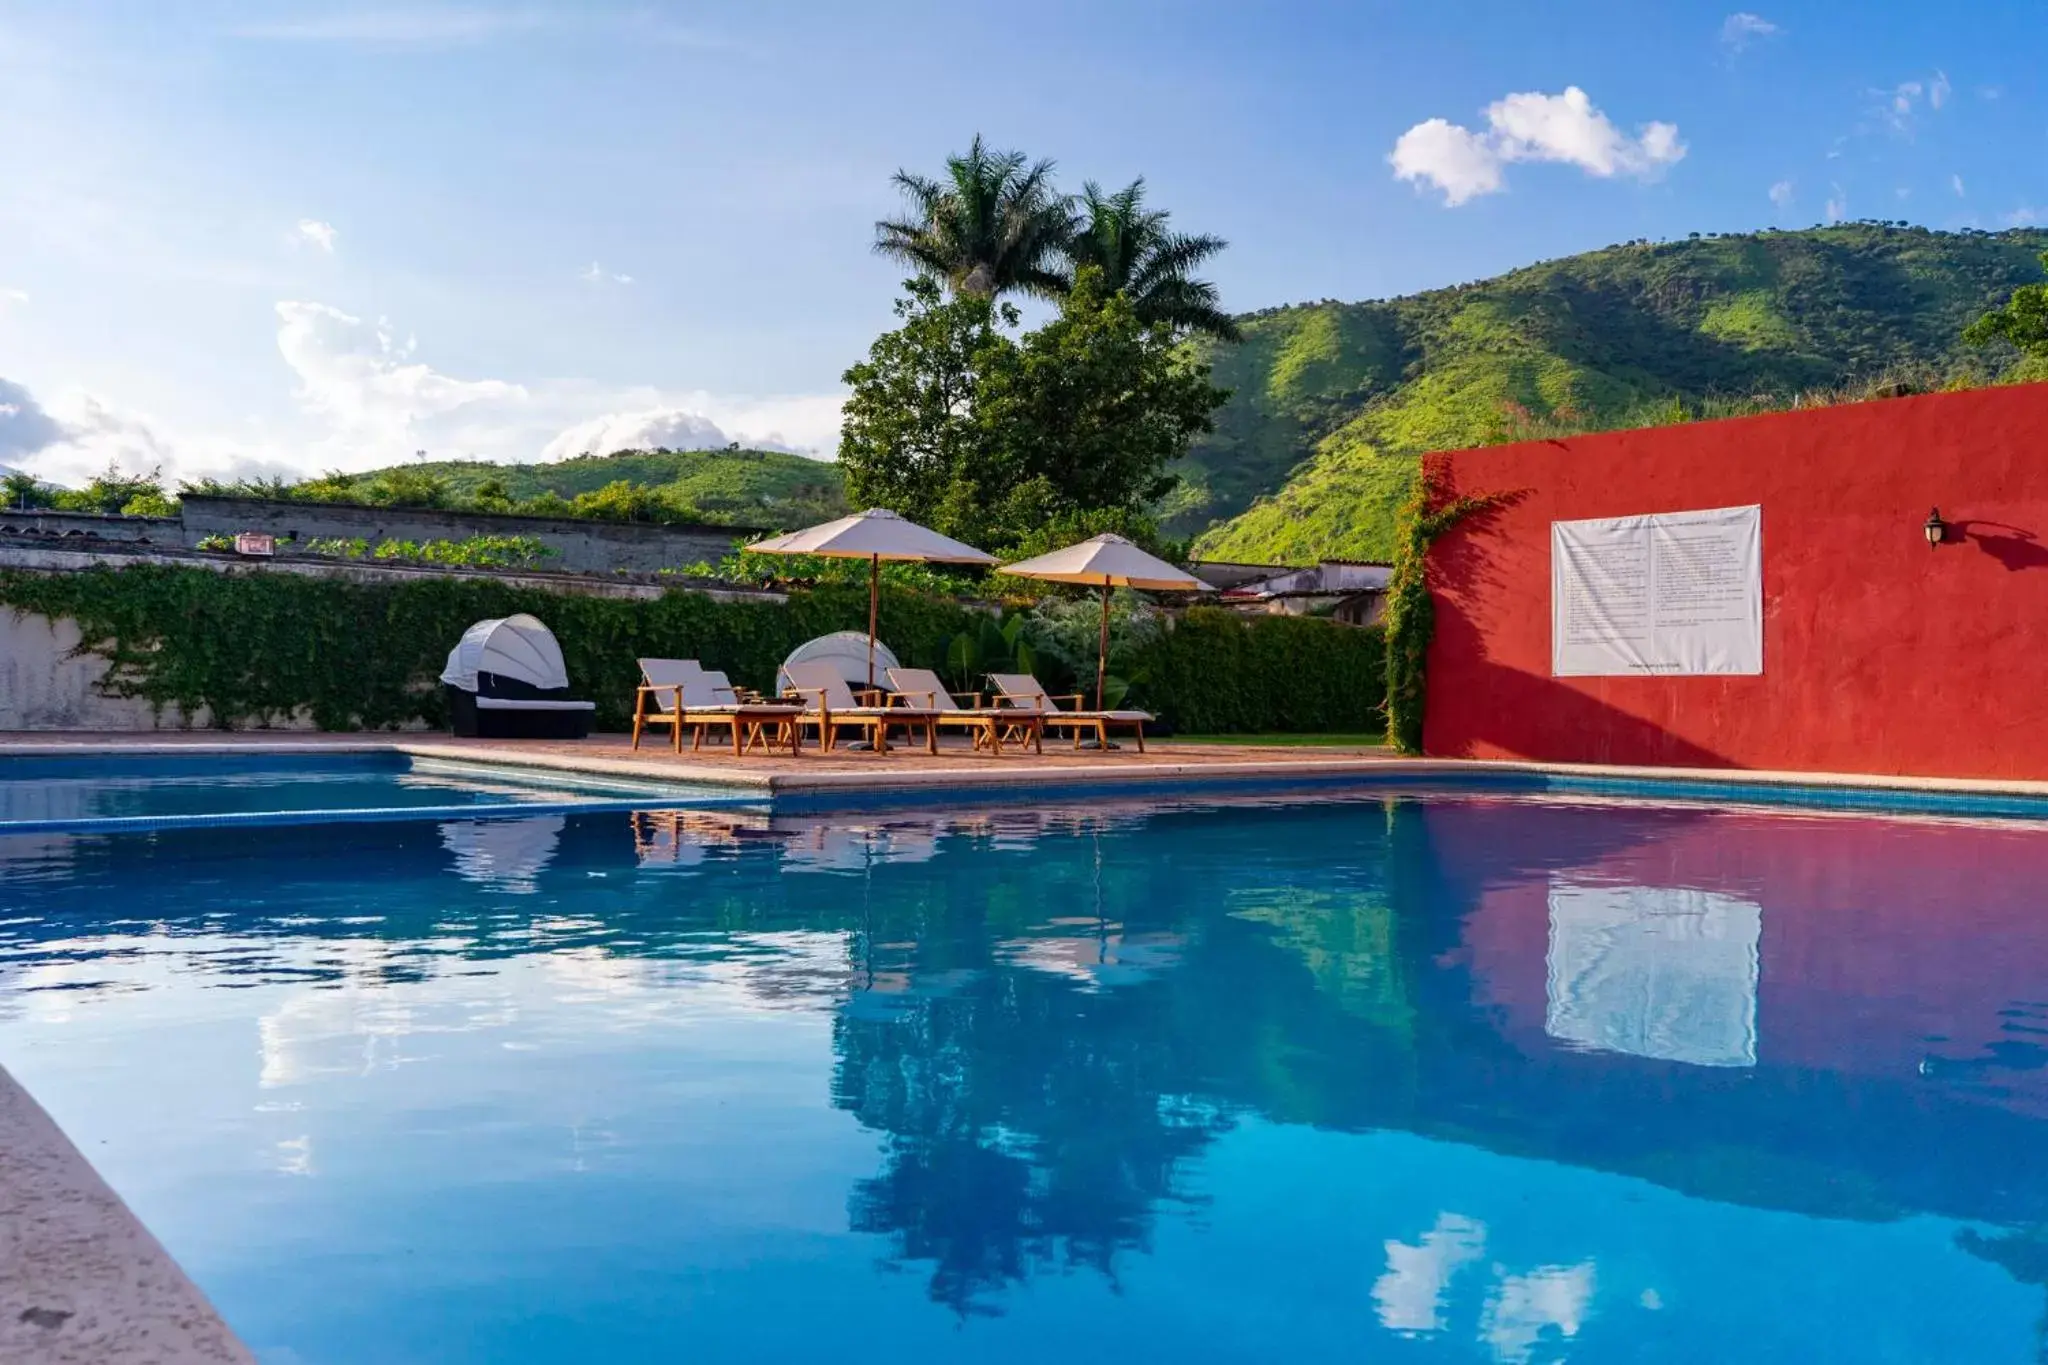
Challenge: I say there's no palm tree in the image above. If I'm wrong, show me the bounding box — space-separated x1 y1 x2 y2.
1062 178 1239 342
874 136 1076 301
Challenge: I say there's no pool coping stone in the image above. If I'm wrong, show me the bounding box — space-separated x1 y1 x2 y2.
12 734 2048 803
0 1065 255 1365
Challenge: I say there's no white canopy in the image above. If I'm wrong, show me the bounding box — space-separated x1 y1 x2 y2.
439 614 570 692
782 632 903 689
747 508 996 564
1000 533 1213 591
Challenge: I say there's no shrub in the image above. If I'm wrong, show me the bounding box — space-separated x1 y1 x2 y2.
1133 607 1385 735
0 565 1385 735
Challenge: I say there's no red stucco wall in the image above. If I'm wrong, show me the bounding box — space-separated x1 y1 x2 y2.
1423 383 2048 778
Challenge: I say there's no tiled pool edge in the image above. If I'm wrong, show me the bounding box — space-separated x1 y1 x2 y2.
0 1065 255 1364
15 735 2048 810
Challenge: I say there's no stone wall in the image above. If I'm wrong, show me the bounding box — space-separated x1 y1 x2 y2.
179 495 754 574
0 544 788 732
0 510 179 545
0 608 218 730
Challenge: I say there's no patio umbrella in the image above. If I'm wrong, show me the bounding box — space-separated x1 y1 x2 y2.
746 508 995 687
999 533 1213 711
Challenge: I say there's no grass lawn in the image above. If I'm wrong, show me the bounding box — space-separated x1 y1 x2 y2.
1167 733 1389 748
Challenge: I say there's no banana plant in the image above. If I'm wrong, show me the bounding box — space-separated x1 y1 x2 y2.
946 614 1037 696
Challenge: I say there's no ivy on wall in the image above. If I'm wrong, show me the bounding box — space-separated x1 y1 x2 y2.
1382 456 1519 755
0 565 1386 735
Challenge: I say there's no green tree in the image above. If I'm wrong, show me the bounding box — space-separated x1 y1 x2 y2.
978 267 1227 528
837 278 1020 529
119 489 179 517
470 477 514 511
1062 178 1239 341
1965 251 2048 357
361 468 453 508
3 470 51 510
569 479 666 522
837 270 1227 551
874 136 1076 300
49 462 170 515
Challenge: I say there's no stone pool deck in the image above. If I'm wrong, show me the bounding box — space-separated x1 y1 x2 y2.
0 1069 253 1365
1 729 1410 796
10 729 2048 805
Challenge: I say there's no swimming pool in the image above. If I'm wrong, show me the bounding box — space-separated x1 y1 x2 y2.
4 789 2046 1361
0 751 738 832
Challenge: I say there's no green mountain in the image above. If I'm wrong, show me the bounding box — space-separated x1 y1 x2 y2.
363 447 847 528
1174 224 2048 563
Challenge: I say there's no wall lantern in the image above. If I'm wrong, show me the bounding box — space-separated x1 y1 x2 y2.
1923 507 1948 549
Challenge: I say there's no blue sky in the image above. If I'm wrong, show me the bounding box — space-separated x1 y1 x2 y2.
1 0 2042 484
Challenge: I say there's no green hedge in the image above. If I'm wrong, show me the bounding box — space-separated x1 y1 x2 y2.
0 566 1385 735
1130 606 1386 735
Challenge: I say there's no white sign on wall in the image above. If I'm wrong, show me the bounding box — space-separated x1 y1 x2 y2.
1551 504 1762 677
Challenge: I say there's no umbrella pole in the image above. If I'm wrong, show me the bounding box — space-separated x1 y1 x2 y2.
1097 577 1110 711
867 553 880 691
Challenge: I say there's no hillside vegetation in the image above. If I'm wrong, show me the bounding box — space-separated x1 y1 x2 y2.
398 448 839 512
180 227 2048 561
204 447 848 531
1175 224 2048 563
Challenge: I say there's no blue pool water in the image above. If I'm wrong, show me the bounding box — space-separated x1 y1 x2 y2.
0 752 727 830
5 789 2048 1361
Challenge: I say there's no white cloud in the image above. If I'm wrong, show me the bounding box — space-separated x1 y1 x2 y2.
579 260 633 286
0 288 25 308
293 219 338 253
11 303 842 488
1388 120 1503 206
0 378 66 460
1825 185 1847 222
541 407 731 459
1375 1214 1487 1336
1767 179 1794 210
275 301 524 456
2 383 186 487
273 303 841 467
1481 1262 1597 1365
1719 12 1780 53
1953 174 1967 198
231 9 543 45
1390 87 1684 206
1881 72 1953 133
2003 207 2043 227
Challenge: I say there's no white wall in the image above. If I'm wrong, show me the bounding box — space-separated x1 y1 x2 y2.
0 610 223 730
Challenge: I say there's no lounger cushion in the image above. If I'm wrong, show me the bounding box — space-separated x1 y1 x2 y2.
474 698 597 711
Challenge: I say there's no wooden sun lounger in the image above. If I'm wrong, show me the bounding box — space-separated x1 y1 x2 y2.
631 660 803 756
885 667 1043 755
986 672 1152 752
781 661 939 755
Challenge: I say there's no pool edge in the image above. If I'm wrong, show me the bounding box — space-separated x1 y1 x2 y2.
0 1064 255 1364
14 736 2048 816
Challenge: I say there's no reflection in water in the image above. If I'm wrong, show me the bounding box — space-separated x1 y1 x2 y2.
1375 1212 1487 1335
1544 881 1761 1068
1482 1260 1598 1365
442 815 567 893
5 791 2048 1360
